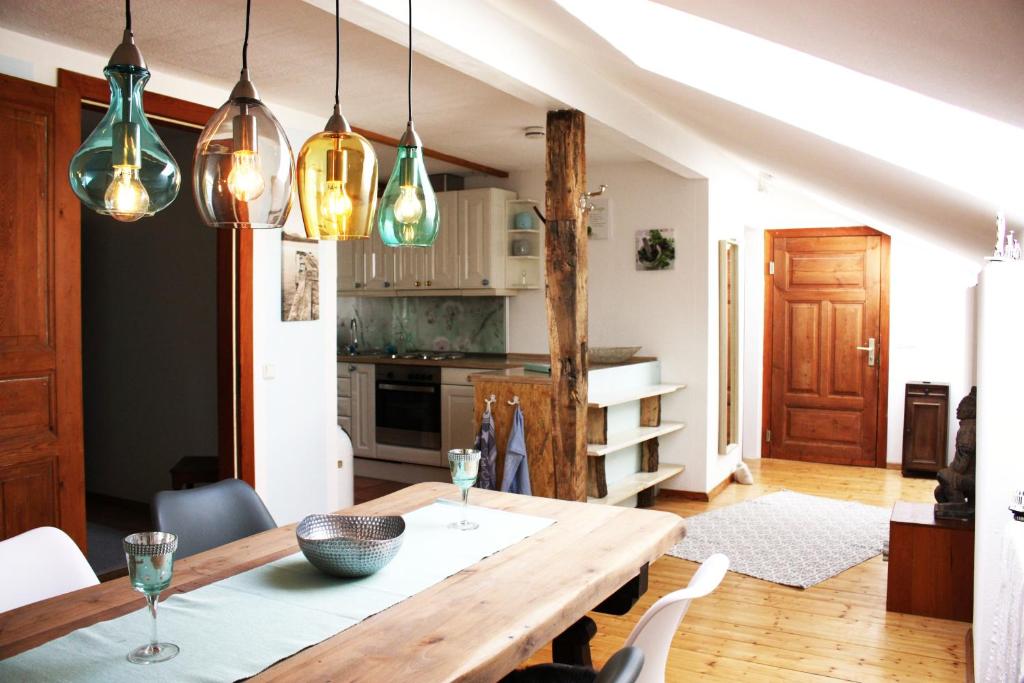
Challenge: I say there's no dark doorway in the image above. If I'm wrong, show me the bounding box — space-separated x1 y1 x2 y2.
81 108 217 577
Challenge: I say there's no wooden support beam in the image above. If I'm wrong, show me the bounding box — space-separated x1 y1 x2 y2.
586 406 608 445
637 438 660 508
587 456 608 499
545 109 588 502
639 395 661 427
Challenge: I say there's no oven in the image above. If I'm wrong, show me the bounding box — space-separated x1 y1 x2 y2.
375 364 442 452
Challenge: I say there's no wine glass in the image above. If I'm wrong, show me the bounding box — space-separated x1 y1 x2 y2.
448 449 481 531
123 532 179 664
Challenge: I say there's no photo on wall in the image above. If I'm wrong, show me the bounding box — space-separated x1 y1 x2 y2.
281 235 320 321
635 228 676 271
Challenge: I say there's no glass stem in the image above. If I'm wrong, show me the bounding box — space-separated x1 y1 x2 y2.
461 486 470 525
146 593 159 651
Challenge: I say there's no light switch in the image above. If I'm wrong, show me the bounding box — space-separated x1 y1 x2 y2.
262 364 276 380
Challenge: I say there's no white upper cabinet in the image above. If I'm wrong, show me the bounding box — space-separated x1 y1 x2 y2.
458 188 516 290
364 228 397 292
337 238 366 293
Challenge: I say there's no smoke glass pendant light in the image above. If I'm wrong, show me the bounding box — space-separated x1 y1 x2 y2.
377 0 439 247
193 0 293 229
297 0 378 240
68 0 180 222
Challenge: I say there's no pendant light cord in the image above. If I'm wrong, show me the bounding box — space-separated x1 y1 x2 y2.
407 0 413 124
334 0 340 107
242 0 252 70
125 0 132 33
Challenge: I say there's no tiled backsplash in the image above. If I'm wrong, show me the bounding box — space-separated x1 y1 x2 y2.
337 296 507 353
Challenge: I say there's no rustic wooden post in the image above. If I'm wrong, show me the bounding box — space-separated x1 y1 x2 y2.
545 109 588 501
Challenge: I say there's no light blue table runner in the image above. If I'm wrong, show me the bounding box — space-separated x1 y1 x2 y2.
0 501 554 682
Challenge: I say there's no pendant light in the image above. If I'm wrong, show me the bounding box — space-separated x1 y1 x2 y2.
297 0 378 240
377 0 439 247
193 0 293 229
69 0 180 222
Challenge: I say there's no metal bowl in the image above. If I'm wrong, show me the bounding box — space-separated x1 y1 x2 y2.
296 514 405 578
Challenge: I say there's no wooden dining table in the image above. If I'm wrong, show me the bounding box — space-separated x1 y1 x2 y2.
0 483 685 682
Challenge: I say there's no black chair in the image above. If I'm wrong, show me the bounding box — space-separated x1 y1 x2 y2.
151 479 276 558
502 647 645 683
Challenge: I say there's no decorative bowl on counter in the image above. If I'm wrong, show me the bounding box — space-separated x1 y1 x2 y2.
296 514 405 577
588 346 642 364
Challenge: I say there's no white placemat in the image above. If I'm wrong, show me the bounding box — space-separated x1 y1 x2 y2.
0 501 554 682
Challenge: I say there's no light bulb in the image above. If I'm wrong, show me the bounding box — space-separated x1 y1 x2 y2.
321 181 353 223
103 165 150 222
394 184 424 225
226 150 265 201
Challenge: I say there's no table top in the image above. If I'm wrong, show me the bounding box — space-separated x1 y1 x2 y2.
0 483 684 682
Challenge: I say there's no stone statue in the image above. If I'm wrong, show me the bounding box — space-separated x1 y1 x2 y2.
934 387 976 520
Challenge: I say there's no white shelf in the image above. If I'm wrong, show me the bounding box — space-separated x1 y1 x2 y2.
588 465 686 505
508 255 540 260
587 383 686 409
587 421 686 456
509 198 539 204
509 229 541 234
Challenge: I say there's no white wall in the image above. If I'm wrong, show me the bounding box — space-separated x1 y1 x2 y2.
973 263 1024 678
0 27 348 522
739 182 979 465
468 162 715 492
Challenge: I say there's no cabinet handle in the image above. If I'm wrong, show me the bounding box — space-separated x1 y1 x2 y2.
348 365 356 371
482 278 490 286
426 280 432 287
415 281 421 287
354 282 362 289
384 281 391 288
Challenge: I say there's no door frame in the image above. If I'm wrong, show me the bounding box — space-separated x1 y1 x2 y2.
761 226 890 468
56 69 255 487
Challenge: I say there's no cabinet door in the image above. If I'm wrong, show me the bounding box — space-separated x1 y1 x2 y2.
459 190 493 289
395 244 427 290
364 230 396 292
441 384 478 466
350 364 376 458
430 192 460 289
902 394 948 472
337 240 367 293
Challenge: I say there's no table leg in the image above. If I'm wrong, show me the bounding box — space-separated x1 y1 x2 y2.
551 616 596 667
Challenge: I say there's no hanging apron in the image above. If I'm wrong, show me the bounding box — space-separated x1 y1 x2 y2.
500 405 532 495
474 406 498 490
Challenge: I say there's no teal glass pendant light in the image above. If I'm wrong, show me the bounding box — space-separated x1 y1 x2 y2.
378 0 438 247
69 0 180 222
193 0 294 229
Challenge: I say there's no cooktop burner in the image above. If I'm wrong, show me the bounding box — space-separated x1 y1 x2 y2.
398 351 467 361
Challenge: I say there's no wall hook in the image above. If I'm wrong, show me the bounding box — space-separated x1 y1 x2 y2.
484 394 496 410
507 395 520 406
578 184 608 212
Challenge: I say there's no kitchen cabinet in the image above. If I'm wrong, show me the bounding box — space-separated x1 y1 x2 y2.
339 362 376 459
441 384 478 459
902 382 949 475
459 188 515 290
336 239 366 293
396 194 459 292
364 229 397 292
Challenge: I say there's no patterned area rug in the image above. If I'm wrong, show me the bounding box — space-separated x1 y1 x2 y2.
667 490 890 589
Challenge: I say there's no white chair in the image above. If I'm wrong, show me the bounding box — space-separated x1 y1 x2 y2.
624 553 730 683
0 527 98 613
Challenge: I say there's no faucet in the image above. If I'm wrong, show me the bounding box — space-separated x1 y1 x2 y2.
349 317 360 355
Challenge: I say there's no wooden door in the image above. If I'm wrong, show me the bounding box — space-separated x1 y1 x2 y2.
0 74 85 547
765 229 889 466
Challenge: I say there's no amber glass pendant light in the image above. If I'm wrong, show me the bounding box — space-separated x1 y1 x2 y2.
297 0 378 240
69 0 180 222
377 0 439 247
193 0 293 229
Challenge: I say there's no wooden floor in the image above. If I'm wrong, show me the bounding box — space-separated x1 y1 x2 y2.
357 459 969 681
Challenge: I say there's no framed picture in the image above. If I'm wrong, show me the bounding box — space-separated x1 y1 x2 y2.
635 228 675 271
281 235 320 321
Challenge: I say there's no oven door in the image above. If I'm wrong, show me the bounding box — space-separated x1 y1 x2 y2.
375 380 442 450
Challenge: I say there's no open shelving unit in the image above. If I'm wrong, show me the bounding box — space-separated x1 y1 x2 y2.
505 198 544 289
585 370 686 507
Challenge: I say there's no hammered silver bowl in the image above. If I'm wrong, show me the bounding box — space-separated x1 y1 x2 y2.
296 514 405 578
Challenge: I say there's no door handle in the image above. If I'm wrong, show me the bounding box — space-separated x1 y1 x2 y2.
856 338 876 367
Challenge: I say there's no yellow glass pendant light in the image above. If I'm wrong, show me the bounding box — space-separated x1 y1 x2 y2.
297 0 378 240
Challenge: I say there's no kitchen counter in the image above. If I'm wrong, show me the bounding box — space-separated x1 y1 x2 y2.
337 352 656 374
467 357 657 384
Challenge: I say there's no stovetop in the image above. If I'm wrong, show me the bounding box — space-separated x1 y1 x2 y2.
392 351 467 361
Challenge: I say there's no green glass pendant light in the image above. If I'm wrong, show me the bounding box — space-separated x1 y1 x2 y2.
377 0 439 247
69 0 180 222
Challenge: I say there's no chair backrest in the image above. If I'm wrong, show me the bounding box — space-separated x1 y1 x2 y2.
595 646 645 683
0 527 98 613
623 553 729 683
152 479 276 558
